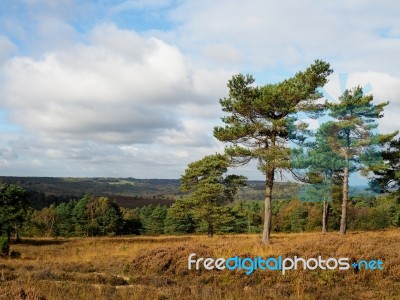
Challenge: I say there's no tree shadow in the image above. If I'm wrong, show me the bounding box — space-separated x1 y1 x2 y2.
16 239 69 246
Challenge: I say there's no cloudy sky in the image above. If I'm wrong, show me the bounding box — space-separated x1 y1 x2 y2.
0 0 399 179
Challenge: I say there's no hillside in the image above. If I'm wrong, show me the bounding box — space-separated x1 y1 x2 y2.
0 176 302 209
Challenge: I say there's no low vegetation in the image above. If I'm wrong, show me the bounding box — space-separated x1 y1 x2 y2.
0 230 399 299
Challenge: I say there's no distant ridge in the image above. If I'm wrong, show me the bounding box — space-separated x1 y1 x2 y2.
0 176 304 208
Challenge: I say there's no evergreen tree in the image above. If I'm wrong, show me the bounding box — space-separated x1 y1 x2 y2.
164 198 196 234
0 184 28 242
137 204 156 234
72 195 90 236
369 137 400 194
55 201 76 236
214 60 332 243
145 205 167 235
293 122 346 233
326 86 396 234
181 154 246 237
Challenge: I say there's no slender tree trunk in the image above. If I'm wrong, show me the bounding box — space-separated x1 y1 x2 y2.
14 223 20 243
262 169 274 244
322 201 329 233
340 159 349 235
208 222 213 238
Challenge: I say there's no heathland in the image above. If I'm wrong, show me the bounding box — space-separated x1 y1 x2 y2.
1 229 399 300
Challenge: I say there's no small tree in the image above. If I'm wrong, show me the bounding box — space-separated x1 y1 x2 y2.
292 122 346 233
181 154 246 237
72 195 90 236
164 198 196 234
31 204 57 236
0 184 28 243
55 201 75 236
86 197 123 236
145 205 168 235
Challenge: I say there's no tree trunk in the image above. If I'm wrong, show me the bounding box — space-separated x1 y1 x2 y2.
322 201 329 233
208 222 213 238
262 170 274 244
14 224 20 243
340 160 349 235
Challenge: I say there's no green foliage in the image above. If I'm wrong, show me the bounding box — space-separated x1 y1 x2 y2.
72 195 90 236
86 197 123 236
27 205 57 236
20 193 400 237
0 236 9 256
164 198 196 234
146 205 168 235
120 208 142 235
214 60 333 174
137 204 156 234
290 206 309 232
55 201 76 236
369 137 400 193
180 154 247 237
0 184 28 241
229 201 263 233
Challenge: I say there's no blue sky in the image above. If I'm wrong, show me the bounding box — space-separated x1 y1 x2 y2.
0 0 399 182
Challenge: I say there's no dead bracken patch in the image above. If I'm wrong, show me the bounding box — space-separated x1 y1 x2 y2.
131 242 213 276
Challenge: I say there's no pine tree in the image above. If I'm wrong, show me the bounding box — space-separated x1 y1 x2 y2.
0 184 28 243
181 154 246 237
164 198 196 234
369 137 400 194
145 205 167 235
293 122 346 233
326 86 396 234
214 60 332 243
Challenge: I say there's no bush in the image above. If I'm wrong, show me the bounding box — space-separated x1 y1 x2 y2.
0 236 9 257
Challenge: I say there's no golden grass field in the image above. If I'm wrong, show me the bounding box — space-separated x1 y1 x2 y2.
1 229 400 299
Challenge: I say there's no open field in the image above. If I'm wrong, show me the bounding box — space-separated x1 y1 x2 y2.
1 229 400 299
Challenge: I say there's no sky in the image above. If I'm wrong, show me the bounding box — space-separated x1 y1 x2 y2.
0 0 399 180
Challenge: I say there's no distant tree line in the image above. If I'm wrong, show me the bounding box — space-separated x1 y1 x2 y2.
0 185 398 240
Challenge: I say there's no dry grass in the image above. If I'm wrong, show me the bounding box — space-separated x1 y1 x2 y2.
1 230 400 299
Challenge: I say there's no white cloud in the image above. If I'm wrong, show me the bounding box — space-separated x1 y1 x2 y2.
0 24 230 146
1 0 400 179
0 35 17 63
166 0 400 74
323 71 400 135
0 23 233 177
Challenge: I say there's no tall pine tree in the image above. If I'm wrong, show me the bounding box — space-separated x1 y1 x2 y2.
214 60 332 243
326 86 396 234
